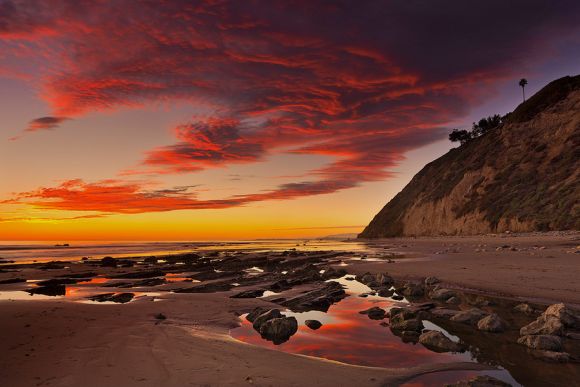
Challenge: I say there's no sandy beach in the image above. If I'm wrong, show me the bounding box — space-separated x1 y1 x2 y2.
1 233 579 387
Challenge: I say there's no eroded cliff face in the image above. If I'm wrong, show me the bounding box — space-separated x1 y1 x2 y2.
360 76 580 238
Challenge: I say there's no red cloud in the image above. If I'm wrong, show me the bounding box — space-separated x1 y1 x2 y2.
2 1 580 213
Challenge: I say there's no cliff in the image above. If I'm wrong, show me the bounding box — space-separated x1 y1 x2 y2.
359 75 580 238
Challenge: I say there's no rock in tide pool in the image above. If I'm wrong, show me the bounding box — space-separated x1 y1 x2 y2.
230 289 265 298
520 315 564 336
88 292 134 303
246 307 269 323
430 288 457 301
359 306 386 320
514 303 536 315
258 316 298 344
450 308 488 325
444 375 512 386
252 309 283 330
304 320 322 330
27 284 66 296
390 317 423 332
401 282 424 298
277 281 345 312
543 303 580 328
101 257 117 267
530 350 570 363
517 334 562 351
424 276 440 286
520 303 580 337
477 313 506 333
419 330 464 353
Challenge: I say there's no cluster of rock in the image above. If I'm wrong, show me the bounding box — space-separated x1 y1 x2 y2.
246 307 299 344
517 303 579 362
445 375 512 387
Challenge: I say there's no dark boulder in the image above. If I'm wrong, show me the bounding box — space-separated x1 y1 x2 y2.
252 309 283 330
101 257 117 267
419 330 465 353
450 308 488 325
477 313 507 333
278 281 346 312
88 292 134 303
258 317 298 344
359 306 386 320
305 320 322 330
517 334 563 351
27 284 66 296
230 289 265 298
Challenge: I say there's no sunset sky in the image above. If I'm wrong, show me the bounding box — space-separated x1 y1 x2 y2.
1 1 579 241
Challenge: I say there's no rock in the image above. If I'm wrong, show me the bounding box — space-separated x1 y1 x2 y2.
305 320 322 330
357 272 375 284
430 288 457 301
101 256 117 267
419 330 464 353
155 313 166 320
431 308 460 319
359 306 386 320
565 332 580 340
520 303 580 336
530 350 570 363
375 273 394 287
469 295 493 307
402 282 424 298
356 272 393 288
389 307 427 321
278 281 345 312
258 316 298 344
450 308 488 325
246 307 269 323
27 284 67 296
88 292 134 303
446 296 461 304
543 303 580 328
391 294 404 301
398 330 420 343
390 317 423 332
252 309 283 330
37 278 80 286
144 256 158 264
517 334 562 351
424 276 440 286
230 289 265 298
444 375 512 386
0 278 26 284
477 314 506 333
520 315 564 336
514 303 536 315
377 288 394 297
111 269 166 279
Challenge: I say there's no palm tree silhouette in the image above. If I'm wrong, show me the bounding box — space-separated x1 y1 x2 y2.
519 78 528 102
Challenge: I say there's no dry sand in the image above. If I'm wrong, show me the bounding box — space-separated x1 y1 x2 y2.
352 233 580 306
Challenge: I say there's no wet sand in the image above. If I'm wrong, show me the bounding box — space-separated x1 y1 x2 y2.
0 232 578 386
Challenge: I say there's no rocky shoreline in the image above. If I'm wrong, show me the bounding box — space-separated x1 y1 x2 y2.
1 234 579 386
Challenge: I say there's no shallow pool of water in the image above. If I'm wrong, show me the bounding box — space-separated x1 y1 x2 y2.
231 276 519 386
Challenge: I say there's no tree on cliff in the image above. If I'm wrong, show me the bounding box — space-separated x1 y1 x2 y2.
519 78 528 102
449 114 502 145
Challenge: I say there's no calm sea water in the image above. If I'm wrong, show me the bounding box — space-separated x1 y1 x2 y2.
0 239 390 264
